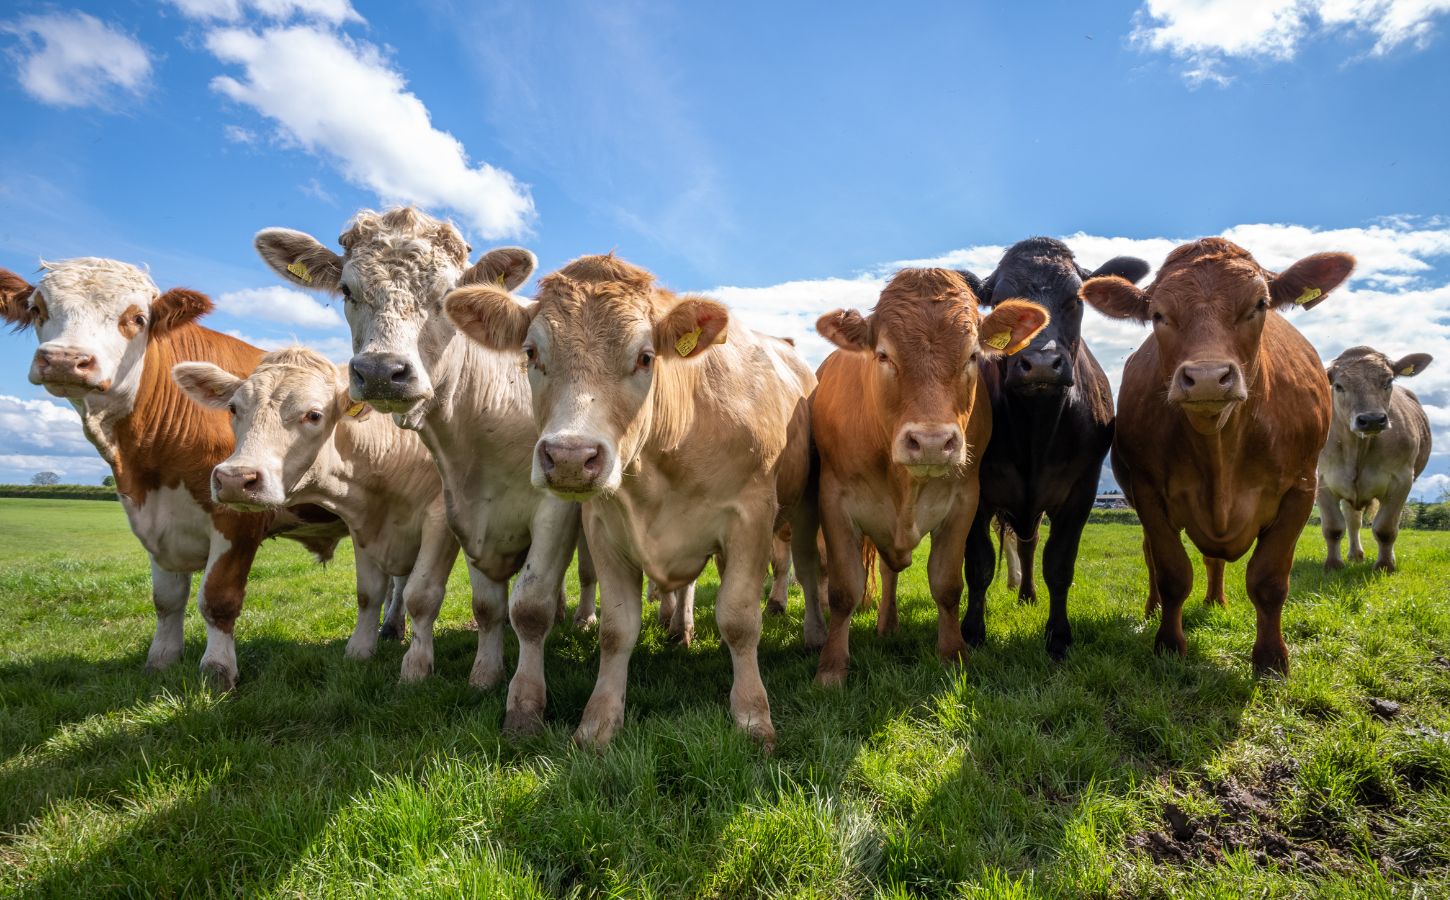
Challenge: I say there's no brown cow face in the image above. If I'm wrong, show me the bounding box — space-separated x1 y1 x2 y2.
446 255 724 500
1327 346 1432 436
1082 240 1355 428
818 268 1048 479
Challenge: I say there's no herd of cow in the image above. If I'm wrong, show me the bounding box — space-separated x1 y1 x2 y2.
0 208 1435 750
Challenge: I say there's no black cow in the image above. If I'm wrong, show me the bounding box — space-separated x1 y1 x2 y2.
959 238 1151 657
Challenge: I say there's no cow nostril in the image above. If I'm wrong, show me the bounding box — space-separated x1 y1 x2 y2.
1019 357 1033 372
905 435 921 454
389 363 412 384
1050 356 1064 371
538 444 557 473
581 446 602 475
1218 369 1233 388
75 355 95 372
942 434 959 454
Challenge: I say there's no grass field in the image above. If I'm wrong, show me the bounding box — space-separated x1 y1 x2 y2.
2 497 1450 897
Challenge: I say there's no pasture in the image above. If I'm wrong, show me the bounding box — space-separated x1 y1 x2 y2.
2 498 1449 898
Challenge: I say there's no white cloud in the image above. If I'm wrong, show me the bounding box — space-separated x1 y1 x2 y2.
166 0 361 25
2 12 152 108
205 25 534 239
0 395 110 484
1133 0 1450 84
225 331 352 362
216 285 342 329
0 454 110 484
224 124 257 144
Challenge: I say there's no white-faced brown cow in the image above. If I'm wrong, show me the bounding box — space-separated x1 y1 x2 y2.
1081 238 1355 675
253 208 586 733
444 254 821 750
173 347 463 672
1318 346 1434 572
811 268 1049 685
0 259 346 688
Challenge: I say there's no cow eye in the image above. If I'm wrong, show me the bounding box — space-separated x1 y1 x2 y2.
1333 383 1344 392
523 345 537 364
131 313 146 328
340 285 353 300
227 402 238 416
305 410 324 424
1256 296 1269 311
635 350 655 372
1151 311 1164 323
875 350 891 365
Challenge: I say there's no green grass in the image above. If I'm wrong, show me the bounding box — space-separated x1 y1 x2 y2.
2 497 1449 897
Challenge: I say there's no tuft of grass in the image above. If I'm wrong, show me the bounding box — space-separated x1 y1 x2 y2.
0 497 1448 896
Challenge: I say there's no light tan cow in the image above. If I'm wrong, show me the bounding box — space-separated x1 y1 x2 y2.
174 348 463 675
1318 346 1434 572
445 254 821 750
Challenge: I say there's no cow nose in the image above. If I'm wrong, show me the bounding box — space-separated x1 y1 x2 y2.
898 425 961 466
1015 348 1071 386
35 348 96 376
213 466 262 499
1173 361 1244 405
1354 412 1389 432
349 354 415 397
537 437 606 488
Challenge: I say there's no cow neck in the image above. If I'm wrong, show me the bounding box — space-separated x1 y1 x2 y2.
1176 364 1267 541
414 330 530 441
1000 380 1071 504
319 413 432 519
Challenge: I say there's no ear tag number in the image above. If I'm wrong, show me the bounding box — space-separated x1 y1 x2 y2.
287 261 312 284
676 327 702 357
1294 287 1321 305
345 402 367 417
983 331 1012 351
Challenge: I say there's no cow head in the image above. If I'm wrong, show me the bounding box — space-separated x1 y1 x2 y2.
446 253 724 499
816 268 1049 478
1327 346 1432 437
968 238 1150 396
0 259 212 403
1081 238 1355 430
254 207 535 422
174 348 363 509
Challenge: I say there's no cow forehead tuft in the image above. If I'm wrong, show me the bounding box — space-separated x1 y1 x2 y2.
1329 346 1393 379
37 257 156 304
340 207 468 264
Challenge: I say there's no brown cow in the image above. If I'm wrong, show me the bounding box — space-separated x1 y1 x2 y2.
0 259 346 688
445 254 821 749
1081 238 1355 675
811 268 1048 685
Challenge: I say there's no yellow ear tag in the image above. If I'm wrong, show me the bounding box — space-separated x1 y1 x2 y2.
494 273 507 288
1401 366 1415 376
345 402 367 418
1294 286 1321 305
286 261 312 284
675 327 702 357
983 331 1012 351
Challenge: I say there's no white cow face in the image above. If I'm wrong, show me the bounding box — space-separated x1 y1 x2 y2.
253 208 535 420
0 259 212 402
174 349 358 509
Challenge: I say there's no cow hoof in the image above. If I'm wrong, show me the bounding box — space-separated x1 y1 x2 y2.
803 627 826 652
814 665 847 688
1017 591 1038 606
200 661 237 692
741 720 777 754
875 617 899 636
1374 562 1396 574
668 626 695 647
379 623 405 642
573 612 598 630
764 601 787 616
343 640 376 661
1045 630 1072 661
1203 595 1227 608
1153 633 1188 659
503 706 546 738
1252 645 1290 678
938 642 969 668
961 619 986 648
469 662 505 691
143 653 180 673
572 713 621 750
399 651 432 683
1348 551 1366 563
1324 558 1345 572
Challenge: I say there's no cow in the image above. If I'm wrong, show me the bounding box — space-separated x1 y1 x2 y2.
252 208 582 733
444 253 821 750
811 268 1049 686
1081 237 1355 675
959 239 1152 658
0 259 346 688
173 347 463 673
1318 346 1434 572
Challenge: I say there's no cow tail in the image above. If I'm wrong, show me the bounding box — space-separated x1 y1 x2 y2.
861 539 878 609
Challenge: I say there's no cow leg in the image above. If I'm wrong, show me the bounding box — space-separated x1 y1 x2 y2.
789 502 826 650
961 510 994 648
574 531 598 629
1244 486 1315 676
1346 503 1366 563
1015 530 1039 605
1372 485 1411 573
1004 527 1022 591
652 580 675 626
1202 557 1227 607
145 559 192 671
876 563 899 635
196 526 262 691
714 516 776 747
927 510 972 667
345 551 390 660
1042 483 1095 660
815 489 867 687
667 582 697 646
1142 535 1161 618
1319 483 1346 570
379 575 407 641
400 520 461 682
468 565 508 690
765 531 792 615
574 541 643 750
1136 498 1192 659
504 499 579 736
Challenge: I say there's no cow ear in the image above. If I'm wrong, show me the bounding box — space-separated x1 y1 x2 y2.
150 288 214 336
458 247 538 291
1269 252 1355 311
0 268 37 331
656 297 729 359
1090 256 1152 285
1081 276 1151 322
978 299 1049 357
445 285 537 351
173 362 242 410
955 269 986 302
255 228 344 293
1390 353 1432 378
335 382 374 421
816 309 873 352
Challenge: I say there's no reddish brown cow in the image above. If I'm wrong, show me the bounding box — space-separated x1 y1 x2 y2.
1081 238 1355 674
811 268 1048 685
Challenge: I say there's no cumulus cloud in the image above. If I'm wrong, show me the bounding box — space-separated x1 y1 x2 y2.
225 331 353 362
205 25 533 239
707 218 1450 498
1133 0 1450 84
166 0 360 24
0 395 110 484
216 285 342 328
2 12 152 108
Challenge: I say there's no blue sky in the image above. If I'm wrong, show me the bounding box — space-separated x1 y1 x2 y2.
2 0 1449 495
